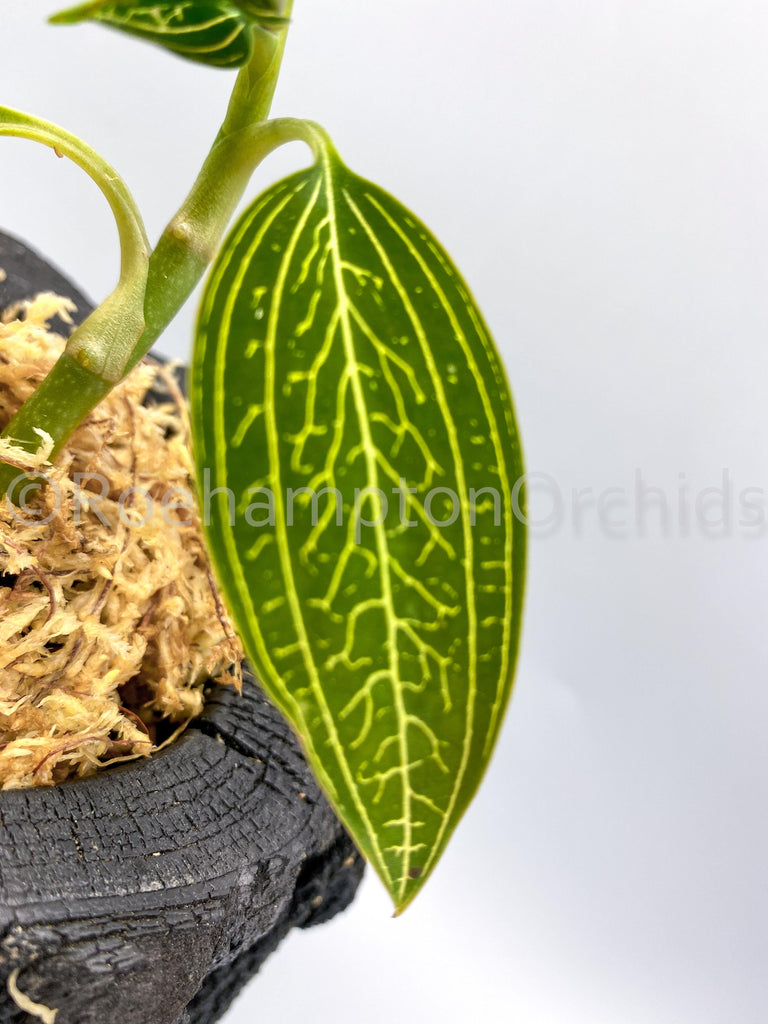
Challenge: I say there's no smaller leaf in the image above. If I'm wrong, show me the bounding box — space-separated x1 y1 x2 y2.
51 0 288 69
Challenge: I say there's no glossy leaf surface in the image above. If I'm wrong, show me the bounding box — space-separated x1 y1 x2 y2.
51 0 287 68
192 142 525 911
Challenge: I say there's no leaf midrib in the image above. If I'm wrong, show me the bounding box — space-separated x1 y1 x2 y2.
323 156 415 903
343 189 483 898
247 166 397 894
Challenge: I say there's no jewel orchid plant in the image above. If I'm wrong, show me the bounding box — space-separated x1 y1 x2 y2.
0 0 526 914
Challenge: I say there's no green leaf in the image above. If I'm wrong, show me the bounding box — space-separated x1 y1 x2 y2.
50 0 288 68
191 139 526 912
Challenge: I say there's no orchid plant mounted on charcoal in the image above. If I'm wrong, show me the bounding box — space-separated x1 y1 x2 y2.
0 0 525 913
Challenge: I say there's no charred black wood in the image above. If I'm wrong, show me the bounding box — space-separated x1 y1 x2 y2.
0 233 363 1024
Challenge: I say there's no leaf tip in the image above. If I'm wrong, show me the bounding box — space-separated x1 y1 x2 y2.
386 866 433 917
49 2 93 25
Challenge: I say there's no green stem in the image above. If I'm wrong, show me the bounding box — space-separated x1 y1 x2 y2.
134 8 296 369
0 6 297 498
0 108 149 305
0 106 149 497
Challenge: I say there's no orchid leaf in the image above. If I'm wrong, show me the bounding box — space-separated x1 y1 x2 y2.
191 136 525 912
51 0 288 68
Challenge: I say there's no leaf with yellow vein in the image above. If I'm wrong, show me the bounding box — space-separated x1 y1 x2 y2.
191 135 525 912
50 0 287 68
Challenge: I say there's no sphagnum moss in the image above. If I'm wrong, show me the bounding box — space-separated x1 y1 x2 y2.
0 293 241 789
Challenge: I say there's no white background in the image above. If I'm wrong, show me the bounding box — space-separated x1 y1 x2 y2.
3 2 768 1022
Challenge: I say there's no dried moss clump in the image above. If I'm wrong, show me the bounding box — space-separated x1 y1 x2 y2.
0 294 242 789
